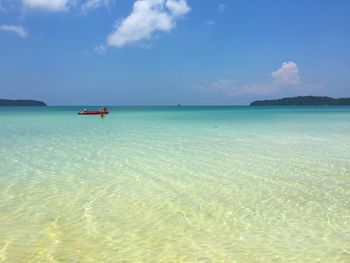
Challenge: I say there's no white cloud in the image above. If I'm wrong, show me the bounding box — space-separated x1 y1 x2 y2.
218 4 226 14
106 0 190 48
165 0 190 16
0 24 27 38
22 0 72 12
81 0 113 13
271 61 300 85
200 61 302 97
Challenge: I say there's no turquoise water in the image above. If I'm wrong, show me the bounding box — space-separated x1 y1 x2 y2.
0 106 349 262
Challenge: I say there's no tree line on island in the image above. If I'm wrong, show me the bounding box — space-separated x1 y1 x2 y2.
0 99 47 106
250 96 350 106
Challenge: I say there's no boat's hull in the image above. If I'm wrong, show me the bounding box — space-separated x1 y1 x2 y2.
78 110 109 115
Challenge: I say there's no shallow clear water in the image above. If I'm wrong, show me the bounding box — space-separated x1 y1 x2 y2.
0 106 349 262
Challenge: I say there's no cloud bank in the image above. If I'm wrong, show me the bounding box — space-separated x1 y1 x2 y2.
21 0 112 12
22 0 72 12
2 0 190 50
200 61 302 97
107 0 190 48
0 24 27 37
81 0 113 13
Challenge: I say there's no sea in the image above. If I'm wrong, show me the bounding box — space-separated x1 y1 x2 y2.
0 106 349 262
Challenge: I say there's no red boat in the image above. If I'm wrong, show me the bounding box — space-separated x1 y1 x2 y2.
78 109 109 115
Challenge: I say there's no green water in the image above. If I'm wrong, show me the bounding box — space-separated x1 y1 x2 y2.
0 106 349 262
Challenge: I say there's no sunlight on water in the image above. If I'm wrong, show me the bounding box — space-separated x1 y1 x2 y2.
0 106 349 262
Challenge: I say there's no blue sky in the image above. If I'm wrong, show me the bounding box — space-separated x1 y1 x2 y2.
0 0 349 105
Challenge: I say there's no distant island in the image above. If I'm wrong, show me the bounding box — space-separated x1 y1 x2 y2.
250 96 350 106
0 99 47 106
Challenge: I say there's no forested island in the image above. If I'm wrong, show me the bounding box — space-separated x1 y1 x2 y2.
0 99 47 106
250 96 350 106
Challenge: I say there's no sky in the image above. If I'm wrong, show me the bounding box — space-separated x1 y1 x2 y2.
0 0 349 105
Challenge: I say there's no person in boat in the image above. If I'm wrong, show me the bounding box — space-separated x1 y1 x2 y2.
83 108 87 112
102 106 107 112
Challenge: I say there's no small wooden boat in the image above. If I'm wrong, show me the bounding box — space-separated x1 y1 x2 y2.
78 109 109 115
